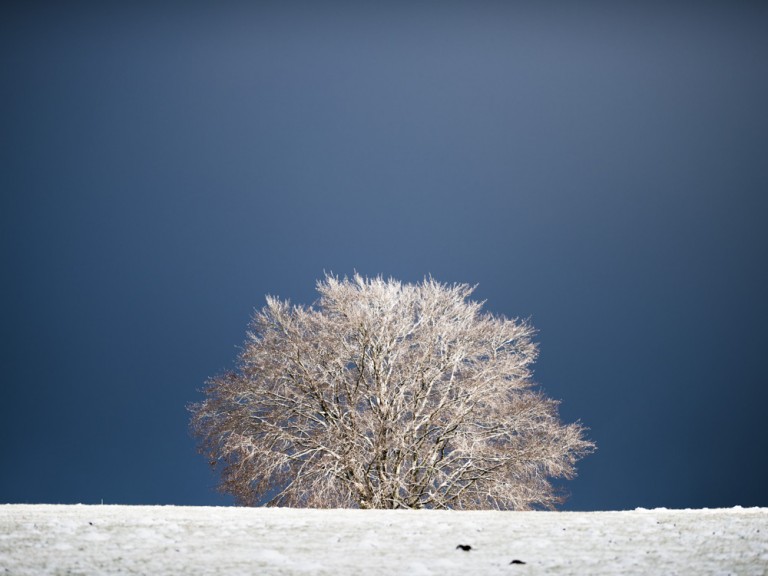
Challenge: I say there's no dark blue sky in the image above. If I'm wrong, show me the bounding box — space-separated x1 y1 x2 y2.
2 2 767 511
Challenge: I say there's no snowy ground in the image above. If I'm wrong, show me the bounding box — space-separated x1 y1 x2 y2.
1 505 766 575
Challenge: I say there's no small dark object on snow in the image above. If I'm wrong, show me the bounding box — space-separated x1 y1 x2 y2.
510 559 526 564
456 545 472 551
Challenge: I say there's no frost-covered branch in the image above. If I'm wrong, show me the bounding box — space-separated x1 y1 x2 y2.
189 274 594 509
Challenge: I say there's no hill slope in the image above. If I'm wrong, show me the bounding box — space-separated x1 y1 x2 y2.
1 505 766 575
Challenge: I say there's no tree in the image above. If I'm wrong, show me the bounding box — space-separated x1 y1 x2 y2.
189 274 594 510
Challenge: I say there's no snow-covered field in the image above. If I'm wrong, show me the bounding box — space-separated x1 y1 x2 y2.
1 505 766 575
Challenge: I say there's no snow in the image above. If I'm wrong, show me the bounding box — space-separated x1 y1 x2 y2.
1 505 766 575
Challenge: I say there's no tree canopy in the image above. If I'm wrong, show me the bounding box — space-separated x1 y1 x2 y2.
190 274 594 509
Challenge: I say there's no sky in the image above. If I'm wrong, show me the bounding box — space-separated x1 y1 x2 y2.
2 1 767 511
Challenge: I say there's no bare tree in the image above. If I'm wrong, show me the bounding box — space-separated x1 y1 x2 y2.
190 274 594 509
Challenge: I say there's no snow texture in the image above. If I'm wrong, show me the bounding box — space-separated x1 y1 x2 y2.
1 505 766 575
